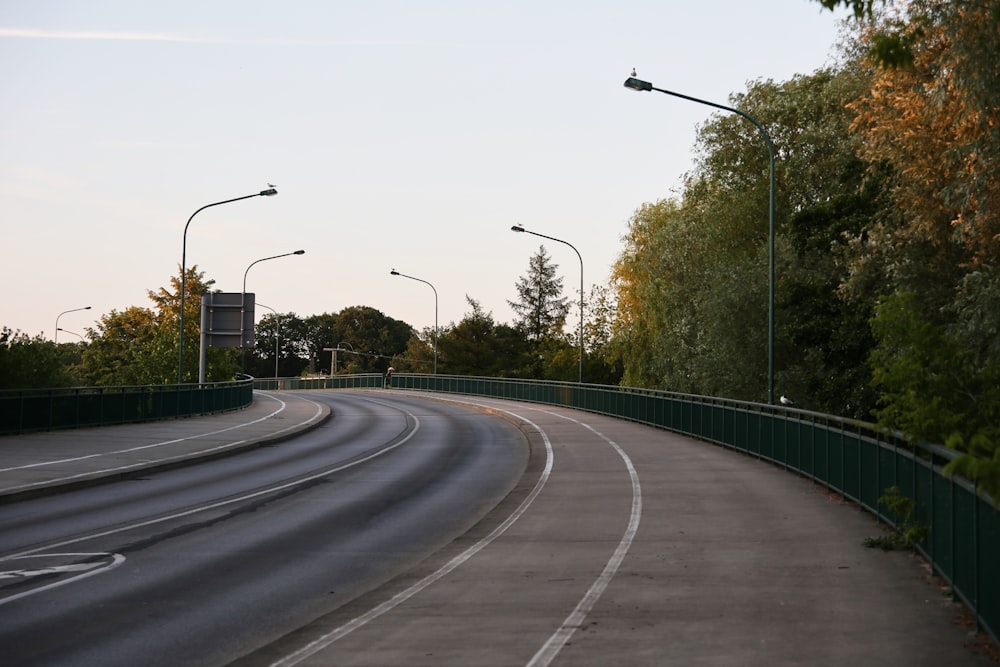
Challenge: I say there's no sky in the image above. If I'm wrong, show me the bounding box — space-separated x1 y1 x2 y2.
1 1 849 342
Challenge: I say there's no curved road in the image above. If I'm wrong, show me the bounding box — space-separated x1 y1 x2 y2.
0 393 527 666
0 391 992 666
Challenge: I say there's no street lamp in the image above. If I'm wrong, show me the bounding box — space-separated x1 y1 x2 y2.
55 305 91 344
624 76 776 404
511 224 584 384
390 269 438 374
178 187 278 384
256 302 281 379
242 249 304 369
56 328 84 341
334 341 354 374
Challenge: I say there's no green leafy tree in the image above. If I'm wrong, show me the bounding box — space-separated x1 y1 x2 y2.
81 267 237 385
840 0 1000 492
435 296 528 376
870 291 1000 498
302 307 412 375
613 66 889 412
81 305 164 385
392 331 434 373
247 312 310 378
582 284 623 385
0 328 81 389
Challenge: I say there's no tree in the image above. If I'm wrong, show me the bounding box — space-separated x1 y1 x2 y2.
843 0 1000 490
582 284 623 385
80 305 163 385
80 267 238 385
247 312 310 378
0 328 81 389
870 290 1000 499
302 307 412 375
392 331 434 374
612 65 891 413
433 296 524 376
508 246 570 342
612 199 693 390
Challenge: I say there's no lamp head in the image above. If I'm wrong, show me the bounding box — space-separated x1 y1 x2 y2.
390 269 400 276
624 77 653 92
85 306 92 310
293 249 305 255
259 188 278 196
511 224 525 233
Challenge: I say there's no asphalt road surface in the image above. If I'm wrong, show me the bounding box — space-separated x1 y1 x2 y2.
0 392 528 666
0 391 992 666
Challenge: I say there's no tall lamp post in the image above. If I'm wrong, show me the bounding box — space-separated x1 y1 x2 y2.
390 269 438 374
56 328 84 341
55 306 91 344
256 302 281 378
334 341 354 374
178 187 277 384
242 249 304 370
511 224 584 384
624 76 776 404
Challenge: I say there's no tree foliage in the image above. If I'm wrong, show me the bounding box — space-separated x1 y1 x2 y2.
613 67 884 413
508 246 570 342
0 328 81 389
80 267 238 385
840 0 1000 496
433 296 530 377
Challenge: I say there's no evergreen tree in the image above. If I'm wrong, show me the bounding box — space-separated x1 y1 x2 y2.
508 245 570 342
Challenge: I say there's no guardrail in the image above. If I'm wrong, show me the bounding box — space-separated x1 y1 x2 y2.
252 374 384 391
378 373 996 643
0 378 254 435
6 371 995 643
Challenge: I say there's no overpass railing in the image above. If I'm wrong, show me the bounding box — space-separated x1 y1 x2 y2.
0 377 253 435
382 373 997 643
252 374 384 391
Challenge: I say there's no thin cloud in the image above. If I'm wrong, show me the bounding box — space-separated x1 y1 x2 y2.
0 27 421 46
0 28 199 42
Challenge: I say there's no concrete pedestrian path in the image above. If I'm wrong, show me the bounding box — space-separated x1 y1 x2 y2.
0 390 329 503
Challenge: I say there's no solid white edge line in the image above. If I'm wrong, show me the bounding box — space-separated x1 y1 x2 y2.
525 409 643 667
270 404 555 667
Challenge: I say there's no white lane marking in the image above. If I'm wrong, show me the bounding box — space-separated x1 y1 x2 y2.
395 395 643 666
0 391 304 473
2 402 421 562
0 394 328 494
270 406 555 667
525 409 643 667
0 552 126 606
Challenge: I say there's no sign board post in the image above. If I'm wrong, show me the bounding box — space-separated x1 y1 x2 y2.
199 292 255 384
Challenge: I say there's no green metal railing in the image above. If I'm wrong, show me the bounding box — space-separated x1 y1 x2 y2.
5 371 995 643
368 373 995 643
0 378 253 435
252 374 384 391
